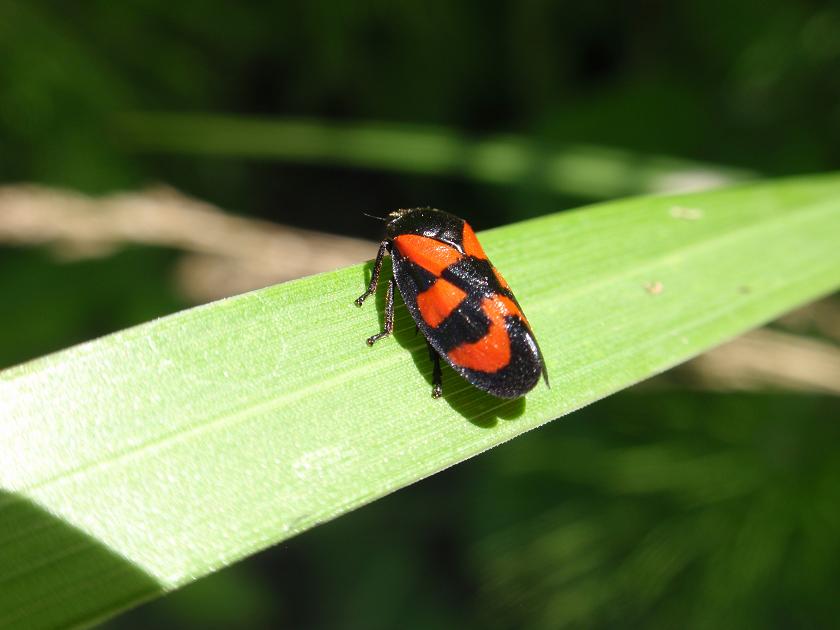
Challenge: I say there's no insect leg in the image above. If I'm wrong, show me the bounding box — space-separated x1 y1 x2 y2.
366 277 395 346
428 342 443 398
355 240 389 307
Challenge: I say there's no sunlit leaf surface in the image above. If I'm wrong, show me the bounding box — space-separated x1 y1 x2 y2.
1 173 839 628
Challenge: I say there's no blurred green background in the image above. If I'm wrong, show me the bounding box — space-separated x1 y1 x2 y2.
1 1 839 628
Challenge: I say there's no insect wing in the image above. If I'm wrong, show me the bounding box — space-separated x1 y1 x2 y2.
391 239 545 399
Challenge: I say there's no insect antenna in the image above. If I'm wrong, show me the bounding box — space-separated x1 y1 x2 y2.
361 211 388 221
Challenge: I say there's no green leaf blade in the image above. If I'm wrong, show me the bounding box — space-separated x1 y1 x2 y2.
2 173 839 628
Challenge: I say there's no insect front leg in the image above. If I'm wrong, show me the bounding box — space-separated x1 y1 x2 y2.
365 277 395 346
428 342 443 398
355 240 389 306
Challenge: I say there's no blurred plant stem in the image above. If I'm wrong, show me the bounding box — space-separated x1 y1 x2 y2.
117 113 757 199
0 184 836 397
664 328 840 394
0 184 373 301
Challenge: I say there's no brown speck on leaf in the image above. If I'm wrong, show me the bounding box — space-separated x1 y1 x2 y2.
669 206 704 220
645 281 664 295
738 285 752 294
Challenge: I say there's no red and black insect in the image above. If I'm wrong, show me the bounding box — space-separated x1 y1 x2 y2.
356 208 548 399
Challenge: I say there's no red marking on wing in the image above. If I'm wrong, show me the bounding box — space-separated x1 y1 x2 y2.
416 279 467 328
393 234 462 275
497 294 527 324
492 266 511 291
447 296 523 373
461 223 487 259
491 270 531 326
499 292 532 328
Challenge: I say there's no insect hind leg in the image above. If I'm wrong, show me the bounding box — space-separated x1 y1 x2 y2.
355 240 389 306
365 277 395 346
428 342 443 398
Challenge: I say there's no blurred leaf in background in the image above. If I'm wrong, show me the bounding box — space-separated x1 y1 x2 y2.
1 0 839 627
3 1 840 217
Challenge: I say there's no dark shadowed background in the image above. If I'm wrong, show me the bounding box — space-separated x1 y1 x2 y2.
1 1 839 628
